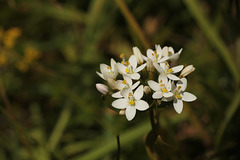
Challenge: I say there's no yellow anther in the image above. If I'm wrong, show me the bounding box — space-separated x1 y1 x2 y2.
125 68 129 73
168 51 172 56
121 61 124 64
168 68 173 73
176 95 182 99
162 88 167 92
160 80 162 83
120 53 124 58
128 92 133 97
160 83 164 86
178 86 181 90
128 100 135 105
107 66 111 70
122 80 127 84
125 61 130 66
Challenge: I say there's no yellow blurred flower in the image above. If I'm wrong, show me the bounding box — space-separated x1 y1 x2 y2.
16 61 28 72
3 27 21 48
0 53 7 65
23 47 41 64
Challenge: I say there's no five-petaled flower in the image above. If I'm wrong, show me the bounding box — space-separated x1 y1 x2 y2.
112 85 149 121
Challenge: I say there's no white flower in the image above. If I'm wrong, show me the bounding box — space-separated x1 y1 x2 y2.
117 55 146 80
112 76 140 98
153 62 183 81
133 47 144 64
162 46 182 61
96 58 118 80
148 74 173 99
112 85 149 121
96 83 109 95
162 78 197 114
180 65 195 78
143 44 168 63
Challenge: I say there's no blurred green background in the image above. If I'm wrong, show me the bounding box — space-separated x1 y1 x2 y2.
0 0 240 159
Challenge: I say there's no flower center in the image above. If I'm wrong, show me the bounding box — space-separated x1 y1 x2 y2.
122 80 127 84
128 100 135 105
125 66 133 74
174 90 182 99
161 88 167 93
168 68 173 73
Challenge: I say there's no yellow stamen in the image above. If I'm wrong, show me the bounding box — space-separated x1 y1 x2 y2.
128 93 133 96
160 83 164 86
125 61 130 66
176 95 182 99
162 88 167 92
122 80 127 84
120 53 124 58
107 66 111 70
121 61 124 64
178 86 181 90
168 51 172 56
168 68 173 73
125 68 129 73
128 100 135 105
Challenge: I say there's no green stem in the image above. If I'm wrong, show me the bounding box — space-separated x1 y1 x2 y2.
215 89 240 149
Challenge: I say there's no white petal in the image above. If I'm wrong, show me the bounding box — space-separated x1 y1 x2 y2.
117 63 127 75
158 56 169 63
132 81 140 90
112 99 128 109
135 63 146 73
162 46 168 57
155 44 162 57
158 73 168 84
171 65 184 73
163 92 174 98
126 106 136 121
167 74 180 81
182 92 197 102
162 96 174 102
129 55 137 70
134 85 143 100
121 88 132 99
96 71 105 80
130 73 140 80
123 75 132 86
112 91 123 98
135 100 149 111
142 55 148 61
173 99 183 114
147 49 155 60
177 78 187 91
110 58 116 70
153 63 164 73
148 80 160 91
152 91 163 99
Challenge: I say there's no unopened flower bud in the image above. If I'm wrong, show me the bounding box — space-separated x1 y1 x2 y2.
107 78 117 90
147 58 154 72
96 83 109 95
119 109 126 115
180 65 195 78
133 47 144 64
143 86 151 95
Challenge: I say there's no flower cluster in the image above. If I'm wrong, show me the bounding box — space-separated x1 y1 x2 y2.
96 45 196 121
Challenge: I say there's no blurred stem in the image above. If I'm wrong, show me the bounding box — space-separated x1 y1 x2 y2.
215 89 240 149
115 0 151 49
0 77 32 157
47 102 72 151
116 134 120 160
73 120 150 160
183 0 240 84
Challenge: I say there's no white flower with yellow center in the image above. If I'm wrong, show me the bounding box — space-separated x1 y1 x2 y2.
143 44 168 63
162 46 182 61
153 62 183 81
112 85 149 121
162 78 197 114
148 74 173 99
117 55 146 80
96 58 118 80
112 76 140 98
